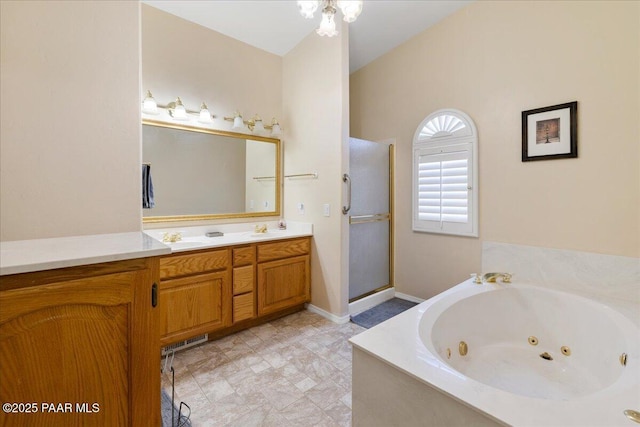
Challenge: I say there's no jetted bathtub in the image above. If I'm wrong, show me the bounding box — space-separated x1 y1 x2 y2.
350 279 640 426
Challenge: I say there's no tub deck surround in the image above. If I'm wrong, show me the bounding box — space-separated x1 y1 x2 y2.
482 242 640 324
0 231 170 276
144 221 313 252
350 279 640 427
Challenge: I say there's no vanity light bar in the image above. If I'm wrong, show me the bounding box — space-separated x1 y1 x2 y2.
141 91 282 135
224 112 283 136
141 90 215 124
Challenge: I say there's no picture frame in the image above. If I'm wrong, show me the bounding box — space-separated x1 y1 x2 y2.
521 101 577 162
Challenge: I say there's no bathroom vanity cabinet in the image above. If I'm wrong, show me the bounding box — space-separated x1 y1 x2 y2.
158 237 311 345
0 257 162 426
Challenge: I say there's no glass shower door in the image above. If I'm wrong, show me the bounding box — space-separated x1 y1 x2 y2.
346 137 392 301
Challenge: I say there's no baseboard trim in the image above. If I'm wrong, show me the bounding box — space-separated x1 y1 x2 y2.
306 290 424 323
305 304 351 324
348 287 396 316
394 292 425 304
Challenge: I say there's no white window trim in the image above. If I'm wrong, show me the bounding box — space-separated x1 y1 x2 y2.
412 109 478 237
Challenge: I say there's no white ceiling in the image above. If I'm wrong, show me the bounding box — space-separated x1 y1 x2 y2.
142 0 472 73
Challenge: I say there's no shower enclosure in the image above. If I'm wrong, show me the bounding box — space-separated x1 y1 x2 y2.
344 137 393 301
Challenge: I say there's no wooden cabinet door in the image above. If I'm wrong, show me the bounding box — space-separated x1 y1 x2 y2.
0 258 159 427
257 255 310 316
159 270 231 345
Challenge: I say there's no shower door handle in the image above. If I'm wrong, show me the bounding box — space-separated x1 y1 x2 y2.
342 173 351 215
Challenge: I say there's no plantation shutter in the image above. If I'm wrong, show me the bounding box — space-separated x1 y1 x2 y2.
418 151 469 224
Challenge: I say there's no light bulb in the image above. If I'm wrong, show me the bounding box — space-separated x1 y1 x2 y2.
232 114 244 129
252 115 265 133
270 118 282 136
142 90 158 114
316 11 338 37
297 0 319 19
198 102 212 123
337 0 363 23
171 97 188 120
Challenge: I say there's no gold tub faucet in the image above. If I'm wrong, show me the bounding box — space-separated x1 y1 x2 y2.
482 272 512 283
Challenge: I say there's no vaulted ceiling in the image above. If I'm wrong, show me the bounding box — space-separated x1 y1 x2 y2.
142 1 471 73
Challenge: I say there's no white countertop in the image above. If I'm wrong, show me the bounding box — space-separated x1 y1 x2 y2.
0 232 171 276
143 221 313 253
1 222 313 276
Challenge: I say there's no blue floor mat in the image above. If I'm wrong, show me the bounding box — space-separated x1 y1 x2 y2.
351 298 418 329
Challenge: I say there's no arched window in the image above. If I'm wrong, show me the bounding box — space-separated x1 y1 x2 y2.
412 109 478 237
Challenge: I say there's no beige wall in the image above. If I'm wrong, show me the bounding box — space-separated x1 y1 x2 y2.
283 24 350 317
0 1 141 240
350 1 640 299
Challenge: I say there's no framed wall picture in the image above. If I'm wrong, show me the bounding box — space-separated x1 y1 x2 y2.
521 101 577 162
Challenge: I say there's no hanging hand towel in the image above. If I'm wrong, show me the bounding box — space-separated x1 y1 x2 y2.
142 164 155 209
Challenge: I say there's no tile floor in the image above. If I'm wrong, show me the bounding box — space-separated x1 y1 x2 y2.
161 310 366 426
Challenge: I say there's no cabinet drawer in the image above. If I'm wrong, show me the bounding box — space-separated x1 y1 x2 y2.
233 246 255 266
160 249 228 279
257 238 310 263
233 265 254 295
233 293 255 323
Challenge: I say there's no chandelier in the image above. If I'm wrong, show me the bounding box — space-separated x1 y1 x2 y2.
297 0 364 37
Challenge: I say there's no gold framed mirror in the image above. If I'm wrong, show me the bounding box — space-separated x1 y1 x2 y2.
142 119 280 223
